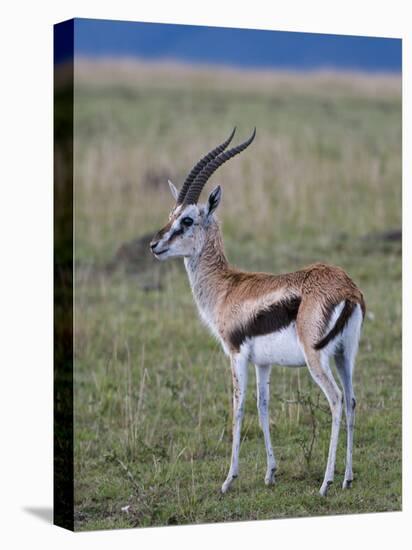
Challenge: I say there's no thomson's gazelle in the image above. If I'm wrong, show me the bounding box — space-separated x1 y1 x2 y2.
150 128 365 496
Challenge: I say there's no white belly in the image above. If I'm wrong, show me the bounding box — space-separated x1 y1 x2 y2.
247 323 306 367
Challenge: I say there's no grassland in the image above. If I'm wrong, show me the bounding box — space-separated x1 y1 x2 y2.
72 59 401 530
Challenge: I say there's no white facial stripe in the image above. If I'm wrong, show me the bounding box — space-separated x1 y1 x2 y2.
162 205 199 243
168 204 182 220
169 218 182 235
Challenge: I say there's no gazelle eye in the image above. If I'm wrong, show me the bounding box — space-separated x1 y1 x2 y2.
181 217 193 227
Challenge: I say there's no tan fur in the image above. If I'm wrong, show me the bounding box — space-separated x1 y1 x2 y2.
186 220 365 353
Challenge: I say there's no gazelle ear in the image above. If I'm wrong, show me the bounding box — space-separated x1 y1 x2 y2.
168 180 179 201
207 185 222 216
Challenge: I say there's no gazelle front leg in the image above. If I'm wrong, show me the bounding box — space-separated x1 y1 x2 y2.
255 365 276 485
221 353 248 494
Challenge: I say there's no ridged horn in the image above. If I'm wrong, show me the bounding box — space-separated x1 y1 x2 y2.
176 127 236 205
183 128 256 205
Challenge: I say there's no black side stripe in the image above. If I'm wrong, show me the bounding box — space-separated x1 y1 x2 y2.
314 300 356 350
228 296 301 352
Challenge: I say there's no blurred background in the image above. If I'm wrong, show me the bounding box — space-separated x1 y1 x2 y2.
65 19 401 530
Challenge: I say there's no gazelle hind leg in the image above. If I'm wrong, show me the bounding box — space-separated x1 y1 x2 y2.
221 353 248 494
335 351 356 488
255 365 276 485
334 307 361 488
301 345 343 497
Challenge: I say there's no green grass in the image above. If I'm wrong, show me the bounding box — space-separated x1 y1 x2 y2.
70 60 401 530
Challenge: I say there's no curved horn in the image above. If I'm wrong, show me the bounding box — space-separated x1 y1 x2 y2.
183 128 256 205
176 127 236 205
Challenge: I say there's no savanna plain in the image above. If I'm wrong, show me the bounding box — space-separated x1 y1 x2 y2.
70 60 401 530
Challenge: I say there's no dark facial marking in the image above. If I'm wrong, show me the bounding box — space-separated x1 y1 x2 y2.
168 216 196 242
169 227 184 241
228 296 302 352
151 220 173 245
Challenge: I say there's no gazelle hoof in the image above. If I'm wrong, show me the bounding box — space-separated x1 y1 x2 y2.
342 479 352 489
265 467 276 486
319 480 333 497
221 474 237 494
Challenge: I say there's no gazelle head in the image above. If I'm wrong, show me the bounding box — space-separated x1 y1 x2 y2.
150 128 256 260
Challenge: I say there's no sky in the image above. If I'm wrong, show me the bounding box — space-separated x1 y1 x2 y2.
55 18 402 72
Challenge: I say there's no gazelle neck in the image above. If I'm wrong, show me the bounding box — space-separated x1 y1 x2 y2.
184 218 229 321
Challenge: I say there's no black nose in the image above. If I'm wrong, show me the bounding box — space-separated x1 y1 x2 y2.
150 240 159 251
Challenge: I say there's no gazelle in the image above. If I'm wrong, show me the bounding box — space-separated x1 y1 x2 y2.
150 128 365 496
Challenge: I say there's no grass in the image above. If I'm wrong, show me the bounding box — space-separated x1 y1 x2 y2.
71 59 401 530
